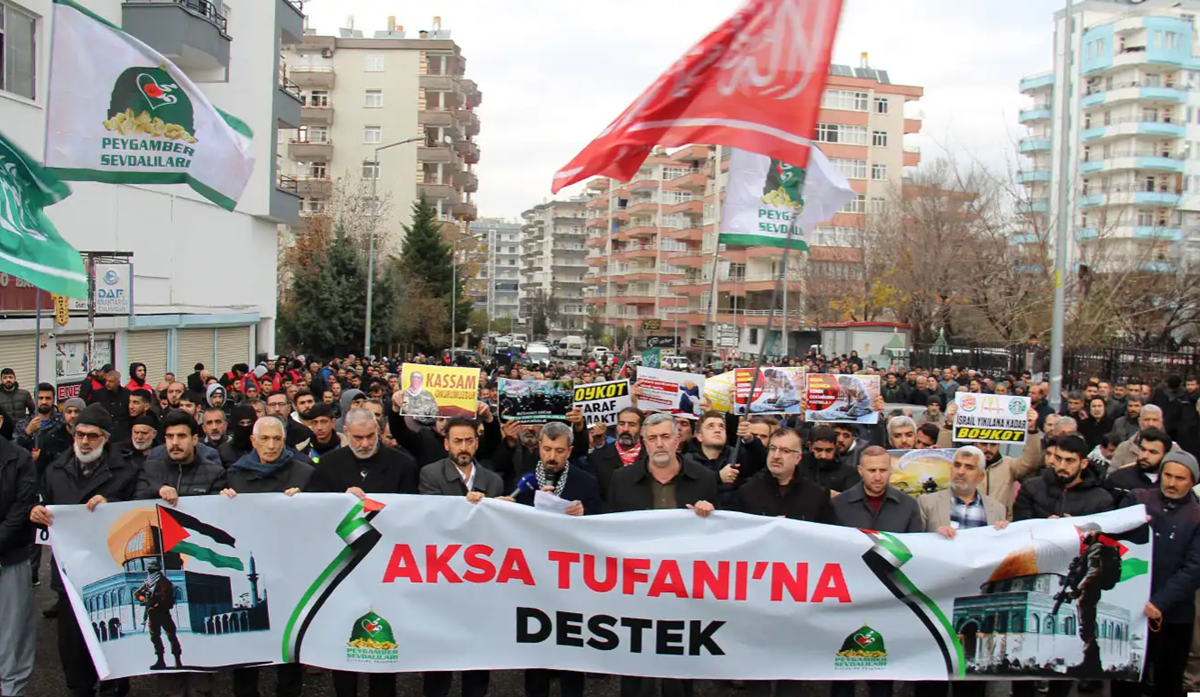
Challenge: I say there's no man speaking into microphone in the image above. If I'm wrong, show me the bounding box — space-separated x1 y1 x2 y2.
505 421 602 516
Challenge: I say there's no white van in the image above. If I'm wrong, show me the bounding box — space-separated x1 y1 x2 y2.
591 346 610 363
561 335 585 360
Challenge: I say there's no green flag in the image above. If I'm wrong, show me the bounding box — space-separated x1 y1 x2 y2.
642 348 661 369
0 131 87 298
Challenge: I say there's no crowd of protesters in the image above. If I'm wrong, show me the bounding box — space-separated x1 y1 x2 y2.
0 348 1198 697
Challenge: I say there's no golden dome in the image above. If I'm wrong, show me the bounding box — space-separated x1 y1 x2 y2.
122 524 161 563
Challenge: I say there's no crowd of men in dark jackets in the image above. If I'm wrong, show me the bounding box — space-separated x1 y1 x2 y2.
0 353 1199 697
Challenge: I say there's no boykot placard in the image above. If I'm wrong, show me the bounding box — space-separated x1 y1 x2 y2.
734 367 804 415
953 393 1032 444
398 364 479 420
48 496 1151 682
636 367 705 418
803 373 879 425
573 379 632 427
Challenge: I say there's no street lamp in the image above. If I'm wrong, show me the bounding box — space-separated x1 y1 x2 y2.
364 135 425 357
451 230 488 350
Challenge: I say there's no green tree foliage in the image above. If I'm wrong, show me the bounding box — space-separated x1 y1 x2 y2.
400 196 471 334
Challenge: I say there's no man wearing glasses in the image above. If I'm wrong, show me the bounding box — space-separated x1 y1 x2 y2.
30 404 139 697
731 427 836 523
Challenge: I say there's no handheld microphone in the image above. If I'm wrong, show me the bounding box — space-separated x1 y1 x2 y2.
509 472 536 498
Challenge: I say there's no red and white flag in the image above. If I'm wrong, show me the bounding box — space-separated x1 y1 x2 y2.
551 0 844 193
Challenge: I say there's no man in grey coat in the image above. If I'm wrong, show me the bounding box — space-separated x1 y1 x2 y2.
830 446 920 697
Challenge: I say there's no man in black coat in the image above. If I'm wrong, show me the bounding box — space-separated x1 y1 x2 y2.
605 412 716 697
587 406 646 502
1106 427 1171 500
733 427 835 523
0 422 37 697
135 410 227 503
30 404 139 697
1014 434 1114 524
508 421 602 515
389 391 501 468
800 425 861 494
219 415 311 697
309 407 418 697
1113 451 1200 697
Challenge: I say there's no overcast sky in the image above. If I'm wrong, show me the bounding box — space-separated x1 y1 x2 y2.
303 0 1058 220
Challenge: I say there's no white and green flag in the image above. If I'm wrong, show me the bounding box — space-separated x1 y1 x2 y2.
721 146 856 251
0 130 87 298
45 0 254 211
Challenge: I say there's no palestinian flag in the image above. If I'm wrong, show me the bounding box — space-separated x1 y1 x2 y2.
158 505 244 571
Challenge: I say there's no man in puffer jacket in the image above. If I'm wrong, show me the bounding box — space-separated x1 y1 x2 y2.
135 409 226 501
1014 434 1114 522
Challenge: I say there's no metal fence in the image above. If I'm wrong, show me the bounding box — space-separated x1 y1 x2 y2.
901 343 1200 389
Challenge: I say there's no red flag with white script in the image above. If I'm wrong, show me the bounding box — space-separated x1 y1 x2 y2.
551 0 844 193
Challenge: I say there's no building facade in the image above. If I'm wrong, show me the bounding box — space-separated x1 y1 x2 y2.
0 0 301 394
280 16 481 250
520 200 589 337
580 60 922 356
1018 0 1200 272
467 219 521 322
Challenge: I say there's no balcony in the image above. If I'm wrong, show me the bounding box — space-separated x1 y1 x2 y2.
1079 153 1184 174
1082 84 1187 108
290 65 335 89
1078 188 1182 207
271 177 301 226
1018 199 1049 215
301 104 334 126
292 34 334 54
668 171 707 191
454 170 479 193
1080 118 1186 141
275 77 302 128
419 179 456 200
663 199 703 215
288 139 332 160
294 177 332 198
452 201 478 221
1019 72 1055 93
418 144 460 166
1016 170 1051 185
456 140 480 164
419 109 455 129
1018 138 1052 153
420 74 457 91
456 109 480 137
1018 106 1052 123
122 0 230 74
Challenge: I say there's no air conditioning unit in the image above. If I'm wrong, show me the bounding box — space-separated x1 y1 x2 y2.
321 49 333 58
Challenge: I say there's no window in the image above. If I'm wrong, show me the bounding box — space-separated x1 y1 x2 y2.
873 97 889 114
815 123 868 145
661 166 694 180
830 158 867 179
364 54 384 72
0 2 37 100
871 163 888 181
821 89 869 111
842 194 866 213
872 130 889 147
302 198 326 214
364 89 383 107
308 90 329 107
749 328 759 344
363 126 381 144
307 126 328 143
308 161 327 178
1138 210 1155 226
362 161 379 179
868 196 886 214
364 197 381 216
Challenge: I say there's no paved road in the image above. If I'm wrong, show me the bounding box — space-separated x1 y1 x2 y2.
22 555 1098 697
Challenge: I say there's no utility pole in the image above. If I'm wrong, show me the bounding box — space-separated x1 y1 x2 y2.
1049 0 1075 410
703 145 724 367
363 136 423 357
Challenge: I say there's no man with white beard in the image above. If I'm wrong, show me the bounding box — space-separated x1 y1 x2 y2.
30 404 139 697
126 412 160 469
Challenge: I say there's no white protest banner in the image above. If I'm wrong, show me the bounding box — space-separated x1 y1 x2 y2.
953 393 1032 444
636 366 705 418
48 496 1150 682
573 379 631 427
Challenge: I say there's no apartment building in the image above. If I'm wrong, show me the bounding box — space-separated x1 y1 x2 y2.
520 200 590 337
468 219 521 321
0 0 300 391
582 59 922 357
1018 0 1200 272
281 17 481 247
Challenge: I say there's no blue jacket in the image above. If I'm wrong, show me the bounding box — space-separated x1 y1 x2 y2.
1125 487 1200 624
514 465 603 515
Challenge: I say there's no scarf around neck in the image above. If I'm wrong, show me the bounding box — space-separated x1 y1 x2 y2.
535 461 568 497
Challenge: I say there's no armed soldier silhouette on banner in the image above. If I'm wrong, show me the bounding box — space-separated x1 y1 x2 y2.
134 559 183 670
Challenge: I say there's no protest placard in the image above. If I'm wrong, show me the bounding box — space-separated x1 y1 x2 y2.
572 379 632 427
704 371 737 413
952 393 1031 444
734 367 805 415
636 366 705 418
803 373 880 424
499 378 574 424
887 449 958 496
397 364 480 419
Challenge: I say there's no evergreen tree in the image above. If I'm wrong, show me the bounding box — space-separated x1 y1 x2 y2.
400 195 472 335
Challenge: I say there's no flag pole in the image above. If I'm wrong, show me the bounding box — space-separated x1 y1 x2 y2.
702 145 724 368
